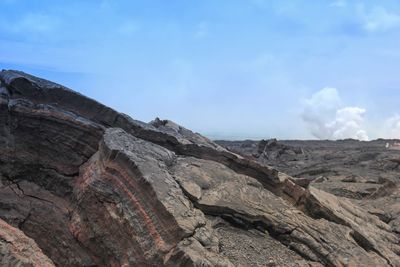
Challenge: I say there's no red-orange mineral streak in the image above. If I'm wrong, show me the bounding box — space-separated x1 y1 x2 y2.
75 157 169 253
103 164 168 252
0 219 54 267
0 219 20 236
76 161 98 192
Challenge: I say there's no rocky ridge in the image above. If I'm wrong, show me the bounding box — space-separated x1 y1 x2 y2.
0 70 399 266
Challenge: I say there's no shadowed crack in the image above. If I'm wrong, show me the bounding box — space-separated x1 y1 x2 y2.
18 209 32 230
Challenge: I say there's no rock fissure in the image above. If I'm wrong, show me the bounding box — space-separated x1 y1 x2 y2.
350 230 395 267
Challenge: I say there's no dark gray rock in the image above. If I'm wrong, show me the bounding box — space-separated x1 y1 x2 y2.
1 70 399 267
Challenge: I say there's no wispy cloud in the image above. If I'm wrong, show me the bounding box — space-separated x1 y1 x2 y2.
117 20 140 35
358 5 400 32
100 0 113 9
8 13 60 34
0 0 399 140
194 21 208 39
0 39 89 72
0 0 17 4
330 0 347 8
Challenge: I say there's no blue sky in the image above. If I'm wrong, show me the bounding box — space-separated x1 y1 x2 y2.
1 0 400 140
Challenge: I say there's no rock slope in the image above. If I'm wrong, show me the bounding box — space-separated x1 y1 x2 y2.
0 70 399 266
217 139 400 239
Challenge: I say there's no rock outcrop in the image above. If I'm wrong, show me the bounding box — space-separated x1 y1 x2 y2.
0 70 399 266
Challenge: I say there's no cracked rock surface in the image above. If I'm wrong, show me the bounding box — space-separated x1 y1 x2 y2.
0 70 399 266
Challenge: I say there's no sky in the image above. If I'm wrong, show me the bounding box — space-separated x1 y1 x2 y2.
0 0 400 140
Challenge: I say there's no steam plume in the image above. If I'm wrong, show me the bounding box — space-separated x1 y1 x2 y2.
302 87 369 140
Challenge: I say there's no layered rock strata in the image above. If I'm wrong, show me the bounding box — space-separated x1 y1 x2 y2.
0 70 399 266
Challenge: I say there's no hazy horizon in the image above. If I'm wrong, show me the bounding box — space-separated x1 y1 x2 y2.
1 0 400 140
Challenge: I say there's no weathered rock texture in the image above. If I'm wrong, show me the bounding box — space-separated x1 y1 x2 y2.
0 70 399 266
0 218 55 267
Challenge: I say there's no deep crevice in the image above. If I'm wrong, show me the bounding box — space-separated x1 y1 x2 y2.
351 231 394 267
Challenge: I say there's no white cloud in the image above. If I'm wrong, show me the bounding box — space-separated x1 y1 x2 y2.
359 6 400 32
330 0 347 8
301 87 369 140
382 114 400 139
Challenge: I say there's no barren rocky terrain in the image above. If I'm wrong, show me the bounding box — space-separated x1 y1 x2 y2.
216 138 400 225
0 70 399 266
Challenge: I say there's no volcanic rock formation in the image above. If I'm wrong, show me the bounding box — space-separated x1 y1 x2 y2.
0 70 399 266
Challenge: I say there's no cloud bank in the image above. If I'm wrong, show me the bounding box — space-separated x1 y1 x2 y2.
302 88 369 140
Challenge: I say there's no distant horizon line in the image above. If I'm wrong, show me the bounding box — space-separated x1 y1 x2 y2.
206 134 400 142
